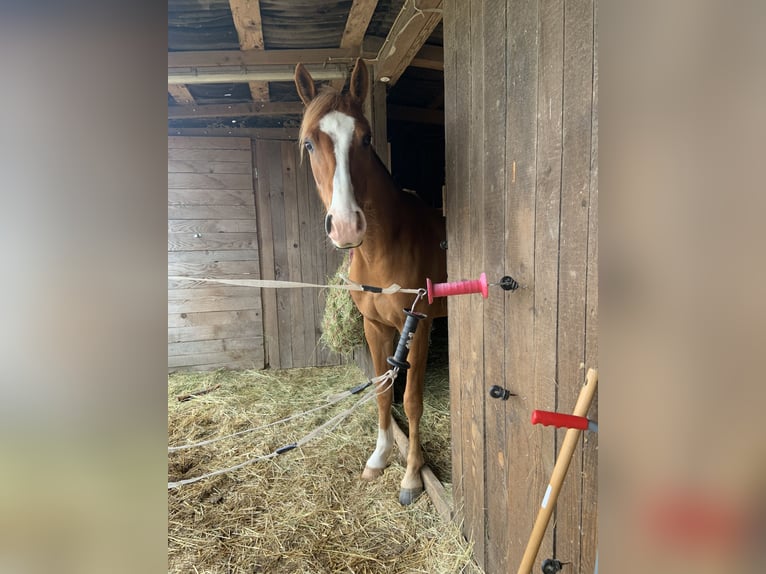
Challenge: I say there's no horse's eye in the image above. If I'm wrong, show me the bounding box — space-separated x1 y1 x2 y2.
362 134 371 147
304 140 314 153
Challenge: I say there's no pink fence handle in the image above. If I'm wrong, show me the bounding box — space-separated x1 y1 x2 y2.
531 410 590 431
426 273 489 304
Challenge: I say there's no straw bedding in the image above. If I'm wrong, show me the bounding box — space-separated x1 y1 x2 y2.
168 361 480 574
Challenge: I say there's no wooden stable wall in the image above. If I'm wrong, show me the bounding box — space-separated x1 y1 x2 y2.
444 1 598 573
168 134 351 371
253 139 350 369
168 137 265 371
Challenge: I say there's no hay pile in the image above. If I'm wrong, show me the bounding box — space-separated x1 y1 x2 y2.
168 364 479 574
320 254 366 353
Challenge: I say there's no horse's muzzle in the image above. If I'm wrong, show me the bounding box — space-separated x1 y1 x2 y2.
325 209 366 249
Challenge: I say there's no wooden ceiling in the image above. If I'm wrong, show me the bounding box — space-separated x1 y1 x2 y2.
168 0 444 131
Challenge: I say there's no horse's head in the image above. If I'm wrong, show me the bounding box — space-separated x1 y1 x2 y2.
294 58 373 249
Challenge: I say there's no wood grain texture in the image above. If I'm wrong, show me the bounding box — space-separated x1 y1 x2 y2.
228 0 270 101
504 0 544 569
555 0 595 569
443 0 597 570
167 136 264 371
481 0 508 571
443 0 467 542
376 0 443 85
168 84 195 105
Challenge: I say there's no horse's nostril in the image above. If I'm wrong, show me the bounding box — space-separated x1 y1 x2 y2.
325 214 333 236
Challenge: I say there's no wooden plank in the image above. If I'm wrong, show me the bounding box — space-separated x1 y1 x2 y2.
167 136 250 150
168 173 253 190
228 0 270 101
167 278 261 291
168 348 264 370
168 260 259 278
480 0 508 571
168 102 304 120
167 189 255 206
580 3 599 571
168 84 195 105
532 0 565 570
168 232 258 252
168 204 256 220
168 308 261 328
168 286 259 300
504 0 542 571
169 295 262 314
168 148 252 162
442 0 465 541
263 141 292 368
168 160 252 174
465 0 486 566
555 0 594 570
168 249 260 264
168 219 257 233
254 140 279 367
375 0 443 85
281 141 306 366
168 128 299 141
168 322 263 344
168 48 358 69
169 336 264 357
341 0 379 49
295 142 319 366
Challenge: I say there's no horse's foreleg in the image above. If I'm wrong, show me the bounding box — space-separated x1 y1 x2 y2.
399 318 432 505
360 317 396 482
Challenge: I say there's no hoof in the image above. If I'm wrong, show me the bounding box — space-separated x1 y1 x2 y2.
399 487 424 506
361 466 385 481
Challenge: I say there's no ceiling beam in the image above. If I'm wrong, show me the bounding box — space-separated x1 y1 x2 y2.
168 63 348 85
375 0 443 85
168 84 196 105
167 48 365 69
168 101 304 120
340 0 379 49
229 0 269 102
332 0 380 90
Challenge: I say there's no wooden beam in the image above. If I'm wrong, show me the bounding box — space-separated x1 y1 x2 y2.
375 0 443 85
168 127 299 140
169 63 348 84
341 0 379 49
168 48 363 69
229 0 269 102
332 0 380 90
168 84 196 105
388 104 444 125
411 44 443 71
168 102 304 120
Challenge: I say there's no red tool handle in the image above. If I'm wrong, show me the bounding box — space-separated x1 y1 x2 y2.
531 410 590 430
426 273 488 304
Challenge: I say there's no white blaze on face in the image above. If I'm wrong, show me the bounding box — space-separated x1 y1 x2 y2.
318 110 366 246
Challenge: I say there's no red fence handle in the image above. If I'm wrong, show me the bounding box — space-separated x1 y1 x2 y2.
531 410 590 430
426 273 489 304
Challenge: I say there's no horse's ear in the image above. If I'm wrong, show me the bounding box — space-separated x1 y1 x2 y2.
349 58 369 104
294 63 316 106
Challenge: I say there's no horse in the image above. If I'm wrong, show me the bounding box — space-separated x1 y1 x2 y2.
294 58 448 505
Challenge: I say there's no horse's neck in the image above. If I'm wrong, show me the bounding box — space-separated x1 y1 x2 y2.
354 154 407 263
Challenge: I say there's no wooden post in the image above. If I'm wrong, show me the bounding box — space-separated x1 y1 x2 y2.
516 368 599 574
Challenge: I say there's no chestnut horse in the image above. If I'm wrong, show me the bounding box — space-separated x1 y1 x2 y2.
294 59 447 505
